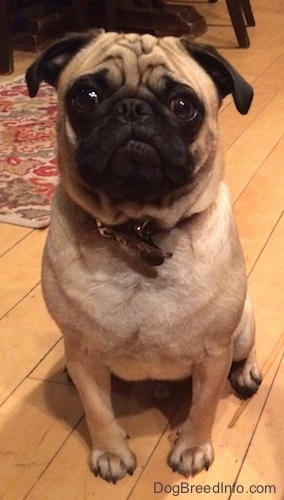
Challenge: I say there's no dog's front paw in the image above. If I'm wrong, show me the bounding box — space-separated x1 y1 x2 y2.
229 359 262 399
91 448 137 483
168 439 214 478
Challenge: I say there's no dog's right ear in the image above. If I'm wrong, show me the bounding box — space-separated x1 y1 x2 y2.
26 29 103 98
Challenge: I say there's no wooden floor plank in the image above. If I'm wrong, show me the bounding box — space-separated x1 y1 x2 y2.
234 135 284 273
0 378 84 500
0 224 32 258
28 338 66 385
25 380 188 500
0 284 60 405
230 353 284 500
224 89 284 202
248 213 284 366
0 229 47 319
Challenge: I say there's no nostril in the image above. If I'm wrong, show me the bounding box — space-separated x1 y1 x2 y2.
133 101 152 115
116 101 130 116
114 98 153 119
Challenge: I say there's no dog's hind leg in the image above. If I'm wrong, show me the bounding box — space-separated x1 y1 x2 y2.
229 293 262 399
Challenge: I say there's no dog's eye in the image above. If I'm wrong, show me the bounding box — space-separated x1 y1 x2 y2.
170 95 198 120
72 87 99 111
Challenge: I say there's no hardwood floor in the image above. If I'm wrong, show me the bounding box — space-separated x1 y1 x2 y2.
1 0 284 498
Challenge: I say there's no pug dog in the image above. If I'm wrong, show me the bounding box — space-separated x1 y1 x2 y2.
26 30 262 484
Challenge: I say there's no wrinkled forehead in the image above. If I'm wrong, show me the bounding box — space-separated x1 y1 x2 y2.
59 32 209 95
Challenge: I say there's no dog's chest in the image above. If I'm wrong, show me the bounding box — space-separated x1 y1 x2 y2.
66 232 224 342
71 257 207 379
75 256 196 338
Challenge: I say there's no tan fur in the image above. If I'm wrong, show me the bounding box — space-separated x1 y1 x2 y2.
38 32 261 483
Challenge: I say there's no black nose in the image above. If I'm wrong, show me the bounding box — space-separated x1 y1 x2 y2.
113 98 153 121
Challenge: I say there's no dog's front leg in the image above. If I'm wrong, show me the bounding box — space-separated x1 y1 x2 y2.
168 348 232 477
64 336 137 483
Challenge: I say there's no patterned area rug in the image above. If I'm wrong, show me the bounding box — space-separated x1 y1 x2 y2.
0 76 58 228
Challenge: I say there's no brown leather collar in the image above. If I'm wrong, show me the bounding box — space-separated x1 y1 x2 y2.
95 218 173 266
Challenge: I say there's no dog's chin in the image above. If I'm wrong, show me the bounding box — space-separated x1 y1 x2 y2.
104 140 164 202
103 182 162 204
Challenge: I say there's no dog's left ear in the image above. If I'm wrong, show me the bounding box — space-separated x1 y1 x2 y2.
26 29 103 98
180 38 253 115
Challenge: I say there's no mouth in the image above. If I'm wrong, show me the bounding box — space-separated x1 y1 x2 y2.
105 139 165 202
76 128 193 204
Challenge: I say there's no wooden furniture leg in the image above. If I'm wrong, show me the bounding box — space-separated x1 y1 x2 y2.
209 0 255 47
241 0 255 26
0 0 13 74
226 0 250 47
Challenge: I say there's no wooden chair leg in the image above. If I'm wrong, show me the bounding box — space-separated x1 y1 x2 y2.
241 0 255 26
226 0 250 47
208 0 255 26
0 0 13 74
